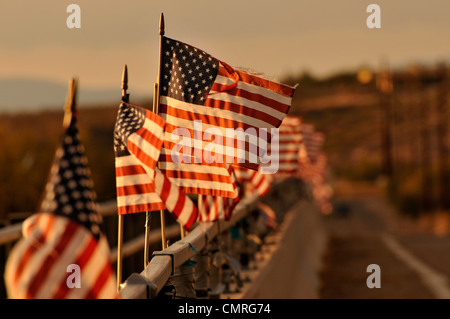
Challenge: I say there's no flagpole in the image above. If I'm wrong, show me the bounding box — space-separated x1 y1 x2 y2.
117 65 128 292
153 12 168 250
36 77 78 220
180 224 185 239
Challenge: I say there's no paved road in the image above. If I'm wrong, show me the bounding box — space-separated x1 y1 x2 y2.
319 193 450 299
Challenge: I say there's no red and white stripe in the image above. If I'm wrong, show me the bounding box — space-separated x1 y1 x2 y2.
158 150 238 198
197 165 240 222
233 166 271 198
265 116 303 175
198 195 237 222
159 62 295 197
115 154 164 214
154 167 198 230
5 213 116 299
301 124 325 164
115 106 165 215
115 104 198 230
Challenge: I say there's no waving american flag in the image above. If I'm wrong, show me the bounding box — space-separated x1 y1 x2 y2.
158 36 295 198
5 116 116 299
265 115 303 176
197 165 240 222
114 102 197 230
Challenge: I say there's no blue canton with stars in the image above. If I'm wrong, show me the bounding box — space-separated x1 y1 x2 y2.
114 102 146 157
39 117 102 240
160 36 219 105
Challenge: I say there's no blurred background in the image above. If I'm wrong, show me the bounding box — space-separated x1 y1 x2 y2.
0 0 449 299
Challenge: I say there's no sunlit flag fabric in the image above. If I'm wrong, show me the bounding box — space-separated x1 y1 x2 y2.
4 116 116 299
197 195 239 222
297 152 333 215
114 101 197 230
158 36 295 198
197 165 240 222
265 115 302 176
232 166 271 198
301 124 325 164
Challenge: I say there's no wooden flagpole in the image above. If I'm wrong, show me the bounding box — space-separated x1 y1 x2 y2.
117 65 128 292
180 224 185 239
156 13 168 250
145 13 168 258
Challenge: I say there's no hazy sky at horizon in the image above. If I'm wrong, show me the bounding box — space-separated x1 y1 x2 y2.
1 0 449 98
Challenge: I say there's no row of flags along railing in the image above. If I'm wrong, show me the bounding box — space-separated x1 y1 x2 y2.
3 13 332 299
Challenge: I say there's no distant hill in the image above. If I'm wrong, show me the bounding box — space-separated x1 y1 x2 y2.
0 77 150 113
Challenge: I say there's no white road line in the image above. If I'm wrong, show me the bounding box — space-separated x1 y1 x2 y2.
380 233 450 299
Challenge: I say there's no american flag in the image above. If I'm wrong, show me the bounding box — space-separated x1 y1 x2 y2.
114 102 197 230
298 152 328 184
265 115 303 176
233 166 271 198
197 195 239 222
158 36 295 198
197 165 240 222
301 124 325 164
298 152 333 215
5 116 116 299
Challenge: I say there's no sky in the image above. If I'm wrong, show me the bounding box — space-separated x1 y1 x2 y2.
0 0 449 109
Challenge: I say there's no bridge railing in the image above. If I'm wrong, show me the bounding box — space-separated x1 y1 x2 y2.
0 194 263 299
0 200 185 264
0 178 302 299
118 193 260 299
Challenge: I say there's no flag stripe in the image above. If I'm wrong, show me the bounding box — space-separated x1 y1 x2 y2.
161 97 280 130
154 168 198 230
213 74 293 106
13 214 55 286
115 165 147 177
216 65 295 98
84 260 113 299
51 234 97 299
209 83 290 118
27 220 78 298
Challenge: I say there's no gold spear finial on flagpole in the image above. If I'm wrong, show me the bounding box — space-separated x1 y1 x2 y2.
63 78 77 128
159 12 165 36
122 64 129 101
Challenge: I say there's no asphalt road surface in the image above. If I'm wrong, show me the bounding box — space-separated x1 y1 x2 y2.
319 192 450 299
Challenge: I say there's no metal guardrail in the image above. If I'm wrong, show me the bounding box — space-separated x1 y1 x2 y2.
0 200 116 246
109 224 180 263
0 200 181 262
0 224 22 247
0 193 262 299
119 193 260 299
